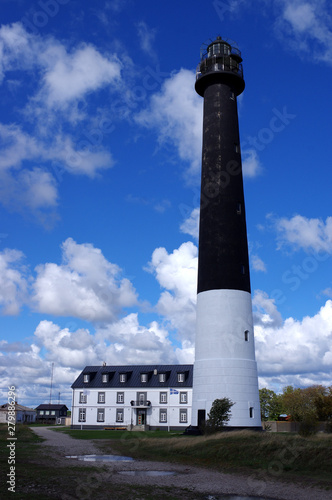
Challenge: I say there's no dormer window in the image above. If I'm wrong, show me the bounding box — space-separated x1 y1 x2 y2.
83 374 89 383
102 374 108 383
141 373 147 383
119 373 127 383
178 373 185 383
159 373 166 383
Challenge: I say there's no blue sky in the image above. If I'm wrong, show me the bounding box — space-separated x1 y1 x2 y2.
1 0 331 409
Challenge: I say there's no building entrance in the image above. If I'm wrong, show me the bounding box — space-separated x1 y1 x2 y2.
137 409 146 425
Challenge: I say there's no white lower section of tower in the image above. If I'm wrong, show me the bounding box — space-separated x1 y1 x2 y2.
191 289 261 428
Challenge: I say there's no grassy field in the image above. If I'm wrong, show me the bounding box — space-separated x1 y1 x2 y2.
58 427 332 487
1 424 331 499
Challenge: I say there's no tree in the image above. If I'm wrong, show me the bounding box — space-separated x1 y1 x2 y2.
259 388 283 421
205 398 234 433
281 385 327 436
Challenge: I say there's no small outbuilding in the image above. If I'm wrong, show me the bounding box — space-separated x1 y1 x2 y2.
35 404 68 424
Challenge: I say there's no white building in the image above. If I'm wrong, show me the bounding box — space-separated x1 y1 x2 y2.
71 364 193 431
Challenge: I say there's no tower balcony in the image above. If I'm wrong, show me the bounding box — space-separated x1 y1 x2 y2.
195 36 245 97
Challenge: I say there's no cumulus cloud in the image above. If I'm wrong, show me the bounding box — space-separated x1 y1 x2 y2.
32 238 138 321
0 23 119 220
0 249 28 315
275 214 332 253
242 148 263 178
254 298 332 389
251 254 267 272
135 69 203 180
180 207 200 240
147 242 198 343
0 23 121 109
275 0 332 65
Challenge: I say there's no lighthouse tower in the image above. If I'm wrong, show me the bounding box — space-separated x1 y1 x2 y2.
191 37 261 429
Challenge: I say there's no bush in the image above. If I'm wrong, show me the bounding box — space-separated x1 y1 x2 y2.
204 398 234 434
298 415 318 437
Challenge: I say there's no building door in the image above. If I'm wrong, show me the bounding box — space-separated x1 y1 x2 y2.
137 409 146 425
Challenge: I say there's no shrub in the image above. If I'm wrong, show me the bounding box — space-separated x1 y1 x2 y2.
204 398 234 434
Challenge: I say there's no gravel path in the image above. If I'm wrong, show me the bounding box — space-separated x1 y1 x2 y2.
31 427 331 500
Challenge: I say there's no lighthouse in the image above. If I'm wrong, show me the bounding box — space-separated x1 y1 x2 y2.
191 37 261 429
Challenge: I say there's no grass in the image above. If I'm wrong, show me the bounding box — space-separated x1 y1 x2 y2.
0 425 205 499
1 424 331 498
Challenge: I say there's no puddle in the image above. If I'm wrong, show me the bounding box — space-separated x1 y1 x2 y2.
206 496 278 500
66 454 134 462
117 470 177 476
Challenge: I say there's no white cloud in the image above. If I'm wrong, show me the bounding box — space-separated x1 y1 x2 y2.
242 148 262 178
136 21 157 58
32 238 138 322
275 214 332 253
147 242 198 343
135 69 203 180
254 298 332 389
38 44 121 109
253 290 283 327
251 254 267 272
180 207 200 240
0 23 121 109
0 249 28 315
276 0 332 65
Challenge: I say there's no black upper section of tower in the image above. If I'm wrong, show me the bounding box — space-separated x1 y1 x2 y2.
196 37 251 294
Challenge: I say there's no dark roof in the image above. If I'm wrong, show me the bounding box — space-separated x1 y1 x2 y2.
35 404 68 410
71 364 193 389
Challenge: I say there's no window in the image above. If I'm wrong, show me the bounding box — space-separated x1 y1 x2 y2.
119 373 127 383
83 374 89 383
160 392 167 404
177 373 185 383
98 392 105 403
116 409 124 422
179 409 187 423
180 392 187 404
236 203 242 215
45 411 50 415
79 408 86 422
51 411 55 415
234 143 240 153
241 265 245 275
159 373 166 383
141 373 147 383
244 330 249 342
249 407 254 419
79 392 86 404
160 410 167 423
117 392 124 404
230 91 235 100
39 410 44 415
102 374 108 383
97 409 105 422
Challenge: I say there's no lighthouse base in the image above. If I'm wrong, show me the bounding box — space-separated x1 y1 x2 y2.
191 289 261 428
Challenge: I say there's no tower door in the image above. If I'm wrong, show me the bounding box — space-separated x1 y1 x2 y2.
197 409 206 429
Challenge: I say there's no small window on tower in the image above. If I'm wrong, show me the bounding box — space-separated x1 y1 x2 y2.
244 330 249 342
236 203 241 215
249 407 254 418
234 144 240 153
230 91 235 100
241 265 245 275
